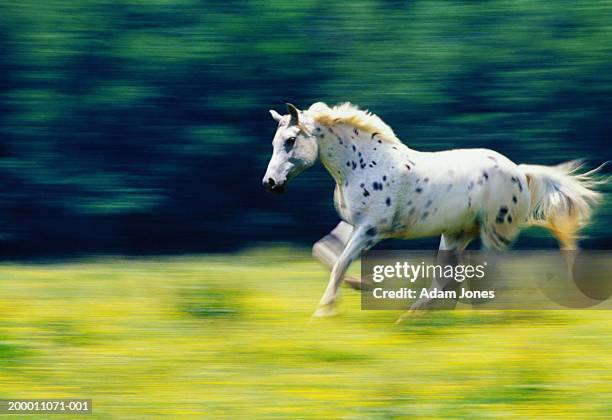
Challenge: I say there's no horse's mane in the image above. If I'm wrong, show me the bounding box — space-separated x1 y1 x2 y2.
308 102 401 143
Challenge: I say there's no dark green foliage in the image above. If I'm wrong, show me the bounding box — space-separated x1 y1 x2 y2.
0 1 609 255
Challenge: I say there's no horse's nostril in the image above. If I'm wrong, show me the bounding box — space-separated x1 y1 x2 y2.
268 178 275 187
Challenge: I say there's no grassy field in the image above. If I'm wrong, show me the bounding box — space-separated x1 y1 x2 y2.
0 248 611 418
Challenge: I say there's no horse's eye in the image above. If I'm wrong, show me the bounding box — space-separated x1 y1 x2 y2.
285 137 297 147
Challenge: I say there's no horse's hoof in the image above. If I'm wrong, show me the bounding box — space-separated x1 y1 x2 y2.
343 276 373 291
409 299 432 312
394 310 418 324
312 304 338 318
395 313 409 324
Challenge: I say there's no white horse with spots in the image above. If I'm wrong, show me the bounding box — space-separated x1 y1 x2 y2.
263 102 603 317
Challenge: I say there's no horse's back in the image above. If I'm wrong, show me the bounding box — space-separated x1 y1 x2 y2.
392 148 530 243
424 148 531 248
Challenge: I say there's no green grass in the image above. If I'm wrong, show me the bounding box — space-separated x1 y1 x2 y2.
0 248 610 418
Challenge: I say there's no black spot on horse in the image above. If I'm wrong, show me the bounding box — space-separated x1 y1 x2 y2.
507 215 513 224
363 189 370 197
383 175 387 181
495 206 509 223
425 199 433 208
345 181 349 187
352 145 356 152
351 161 357 170
371 161 377 166
386 197 391 206
346 162 350 167
482 171 489 180
366 227 377 236
512 195 517 204
405 164 411 171
360 183 365 188
421 211 429 220
416 187 423 193
378 140 382 144
423 177 429 183
392 146 398 150
354 128 359 136
372 182 383 191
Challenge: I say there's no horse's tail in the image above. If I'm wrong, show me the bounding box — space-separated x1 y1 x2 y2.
519 160 607 249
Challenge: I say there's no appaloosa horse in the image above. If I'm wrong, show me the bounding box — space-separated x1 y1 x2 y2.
263 102 603 317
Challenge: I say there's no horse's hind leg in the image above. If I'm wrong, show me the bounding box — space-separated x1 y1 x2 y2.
312 221 364 290
405 231 477 315
479 173 529 250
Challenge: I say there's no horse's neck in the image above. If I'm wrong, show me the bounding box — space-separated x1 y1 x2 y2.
315 123 403 185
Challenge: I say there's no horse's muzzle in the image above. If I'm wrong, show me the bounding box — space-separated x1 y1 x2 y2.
263 178 286 194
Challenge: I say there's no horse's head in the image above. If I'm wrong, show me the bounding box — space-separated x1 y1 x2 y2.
262 103 318 194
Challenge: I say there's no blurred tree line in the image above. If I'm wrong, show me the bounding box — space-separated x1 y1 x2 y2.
0 0 609 256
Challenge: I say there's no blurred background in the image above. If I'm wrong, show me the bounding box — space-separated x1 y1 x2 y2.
0 0 610 255
0 2 611 417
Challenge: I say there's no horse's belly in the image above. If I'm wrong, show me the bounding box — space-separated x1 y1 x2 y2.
389 179 483 239
392 202 475 239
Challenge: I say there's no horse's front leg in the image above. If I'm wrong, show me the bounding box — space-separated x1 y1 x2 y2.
313 224 380 317
312 221 365 290
312 221 353 269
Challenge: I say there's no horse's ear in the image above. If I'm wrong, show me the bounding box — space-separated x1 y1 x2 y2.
269 110 283 122
286 103 300 125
